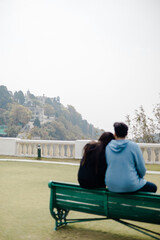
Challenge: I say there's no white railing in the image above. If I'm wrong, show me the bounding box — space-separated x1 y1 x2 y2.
16 139 75 158
139 143 160 164
0 138 160 163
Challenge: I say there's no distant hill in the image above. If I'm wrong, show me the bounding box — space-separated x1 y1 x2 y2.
0 85 103 140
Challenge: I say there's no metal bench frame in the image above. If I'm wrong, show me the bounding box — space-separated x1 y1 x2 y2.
48 181 160 239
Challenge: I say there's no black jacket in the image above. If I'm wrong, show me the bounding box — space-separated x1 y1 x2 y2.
78 145 107 188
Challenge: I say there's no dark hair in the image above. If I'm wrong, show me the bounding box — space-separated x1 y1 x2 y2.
113 122 128 138
98 132 115 147
81 132 114 171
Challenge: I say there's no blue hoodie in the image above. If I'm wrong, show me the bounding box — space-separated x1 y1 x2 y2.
105 140 146 192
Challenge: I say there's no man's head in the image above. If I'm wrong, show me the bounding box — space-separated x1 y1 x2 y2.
113 122 128 138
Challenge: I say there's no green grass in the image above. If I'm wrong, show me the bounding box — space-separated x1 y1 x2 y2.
1 155 160 171
146 164 160 171
0 161 160 240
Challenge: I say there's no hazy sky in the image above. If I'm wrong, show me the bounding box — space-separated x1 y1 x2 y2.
0 0 160 132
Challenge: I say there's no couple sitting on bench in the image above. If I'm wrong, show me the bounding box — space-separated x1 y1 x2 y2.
78 122 157 193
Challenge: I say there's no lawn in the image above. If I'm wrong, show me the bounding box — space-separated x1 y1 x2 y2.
0 161 159 240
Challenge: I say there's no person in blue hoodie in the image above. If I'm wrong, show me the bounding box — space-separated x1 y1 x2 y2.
105 122 157 193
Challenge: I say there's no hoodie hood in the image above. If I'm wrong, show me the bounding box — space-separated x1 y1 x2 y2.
108 139 129 153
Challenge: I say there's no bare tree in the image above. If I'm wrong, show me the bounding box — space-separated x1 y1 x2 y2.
126 100 160 143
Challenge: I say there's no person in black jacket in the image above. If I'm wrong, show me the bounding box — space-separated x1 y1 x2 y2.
78 132 115 188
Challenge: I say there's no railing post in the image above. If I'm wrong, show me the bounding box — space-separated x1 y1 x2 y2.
37 144 41 159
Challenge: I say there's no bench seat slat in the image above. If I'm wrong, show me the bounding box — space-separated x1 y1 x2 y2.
108 193 160 205
56 201 106 215
108 206 160 224
55 187 106 201
56 194 105 206
107 194 160 224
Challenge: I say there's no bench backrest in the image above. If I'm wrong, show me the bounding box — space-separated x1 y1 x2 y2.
48 181 160 224
107 191 160 224
49 181 107 216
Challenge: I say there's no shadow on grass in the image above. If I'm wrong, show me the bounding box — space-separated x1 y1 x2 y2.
49 225 151 240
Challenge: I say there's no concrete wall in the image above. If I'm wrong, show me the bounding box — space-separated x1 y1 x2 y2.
0 138 18 156
75 140 90 159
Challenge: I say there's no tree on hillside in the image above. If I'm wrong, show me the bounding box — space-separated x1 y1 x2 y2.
67 105 82 126
6 125 21 137
14 91 25 105
0 85 12 109
33 117 41 128
0 108 6 125
9 104 32 127
28 92 36 99
45 97 53 105
44 104 54 118
30 126 49 139
52 121 67 140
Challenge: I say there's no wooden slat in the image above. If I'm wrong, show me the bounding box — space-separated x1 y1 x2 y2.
56 200 106 215
55 193 105 206
107 193 160 224
55 188 106 201
54 185 107 215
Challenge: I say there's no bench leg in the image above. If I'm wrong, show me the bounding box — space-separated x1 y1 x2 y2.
54 208 69 230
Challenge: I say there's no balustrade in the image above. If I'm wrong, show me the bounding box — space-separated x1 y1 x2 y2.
139 143 160 164
15 140 160 163
16 140 75 158
0 137 159 163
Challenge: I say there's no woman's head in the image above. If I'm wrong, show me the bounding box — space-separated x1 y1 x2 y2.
98 132 115 146
81 132 114 169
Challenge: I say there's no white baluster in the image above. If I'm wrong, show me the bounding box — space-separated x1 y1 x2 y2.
158 149 160 163
66 145 71 157
72 145 75 158
60 145 65 157
28 144 32 155
16 142 18 155
19 143 22 155
44 145 48 156
33 144 37 155
55 145 59 157
23 144 27 155
49 145 53 157
17 142 21 155
151 148 156 163
143 148 148 163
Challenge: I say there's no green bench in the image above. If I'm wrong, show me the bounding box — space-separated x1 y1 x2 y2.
48 181 160 239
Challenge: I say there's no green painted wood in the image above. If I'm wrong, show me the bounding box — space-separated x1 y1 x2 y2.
54 188 107 215
107 193 160 224
55 190 106 205
48 181 160 228
55 196 105 210
55 187 106 200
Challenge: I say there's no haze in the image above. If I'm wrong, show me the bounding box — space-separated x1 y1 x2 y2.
0 0 160 132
